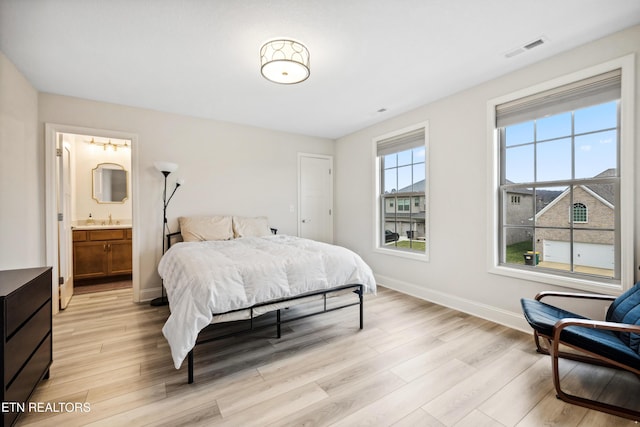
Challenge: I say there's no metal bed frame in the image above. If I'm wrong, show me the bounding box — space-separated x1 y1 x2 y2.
164 231 366 384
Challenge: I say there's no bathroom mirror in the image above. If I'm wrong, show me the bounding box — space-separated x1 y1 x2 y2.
92 163 128 203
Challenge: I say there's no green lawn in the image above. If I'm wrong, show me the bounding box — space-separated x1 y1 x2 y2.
388 240 426 251
506 240 533 264
387 239 530 260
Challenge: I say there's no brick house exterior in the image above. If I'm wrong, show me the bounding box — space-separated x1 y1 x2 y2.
504 188 534 245
534 169 615 262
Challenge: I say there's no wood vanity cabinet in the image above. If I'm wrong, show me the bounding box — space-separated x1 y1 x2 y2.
73 228 132 280
0 267 52 427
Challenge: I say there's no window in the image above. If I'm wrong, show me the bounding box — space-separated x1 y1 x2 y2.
376 124 428 256
398 198 410 211
573 203 588 223
493 66 632 287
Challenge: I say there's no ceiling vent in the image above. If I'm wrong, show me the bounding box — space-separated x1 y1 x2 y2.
505 36 548 58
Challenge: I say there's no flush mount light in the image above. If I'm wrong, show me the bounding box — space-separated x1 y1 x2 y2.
260 39 310 84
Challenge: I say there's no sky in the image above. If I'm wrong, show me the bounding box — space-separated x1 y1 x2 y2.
504 101 617 185
383 147 425 193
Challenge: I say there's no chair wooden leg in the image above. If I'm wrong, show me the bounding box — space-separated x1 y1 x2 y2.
533 331 551 355
550 338 640 421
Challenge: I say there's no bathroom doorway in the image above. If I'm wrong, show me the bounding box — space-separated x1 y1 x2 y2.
45 124 139 312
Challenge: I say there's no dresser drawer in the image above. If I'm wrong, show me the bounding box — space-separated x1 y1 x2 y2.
5 270 51 337
4 334 52 423
5 302 51 384
89 229 126 241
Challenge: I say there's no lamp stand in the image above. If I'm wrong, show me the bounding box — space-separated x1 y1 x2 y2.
150 171 171 307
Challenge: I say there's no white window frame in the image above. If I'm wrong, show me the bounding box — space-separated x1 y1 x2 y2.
374 121 430 262
486 55 635 294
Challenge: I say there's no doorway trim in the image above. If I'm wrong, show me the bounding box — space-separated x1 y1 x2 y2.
45 123 140 313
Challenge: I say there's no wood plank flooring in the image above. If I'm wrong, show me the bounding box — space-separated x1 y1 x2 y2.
74 279 132 295
17 287 639 426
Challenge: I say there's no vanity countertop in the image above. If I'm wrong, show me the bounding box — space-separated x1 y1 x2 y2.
72 224 132 230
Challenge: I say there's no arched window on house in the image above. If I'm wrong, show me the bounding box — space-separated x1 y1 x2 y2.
573 202 588 223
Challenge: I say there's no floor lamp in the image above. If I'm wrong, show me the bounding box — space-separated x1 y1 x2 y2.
150 161 183 306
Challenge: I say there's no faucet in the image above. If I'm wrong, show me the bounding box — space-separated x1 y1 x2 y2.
108 213 113 225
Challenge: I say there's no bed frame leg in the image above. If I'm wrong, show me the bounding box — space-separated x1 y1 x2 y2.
358 285 364 330
188 350 194 384
276 309 282 338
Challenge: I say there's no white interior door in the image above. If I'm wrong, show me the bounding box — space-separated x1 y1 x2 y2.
58 138 74 309
299 154 333 243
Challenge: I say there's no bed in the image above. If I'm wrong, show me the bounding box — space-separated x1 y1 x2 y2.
157 215 377 383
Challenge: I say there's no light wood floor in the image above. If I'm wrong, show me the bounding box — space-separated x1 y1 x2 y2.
18 287 639 426
74 279 132 295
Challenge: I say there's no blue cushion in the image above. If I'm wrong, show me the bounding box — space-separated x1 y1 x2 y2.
606 282 640 354
521 298 588 337
521 297 640 367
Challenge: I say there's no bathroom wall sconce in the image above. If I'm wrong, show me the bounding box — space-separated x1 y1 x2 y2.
260 39 310 84
86 137 130 151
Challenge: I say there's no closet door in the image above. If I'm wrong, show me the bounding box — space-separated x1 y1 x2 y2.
298 154 333 243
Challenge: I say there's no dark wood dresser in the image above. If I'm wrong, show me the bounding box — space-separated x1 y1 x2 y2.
0 267 52 427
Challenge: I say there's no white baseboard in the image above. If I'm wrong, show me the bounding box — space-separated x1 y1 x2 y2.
139 286 162 303
375 274 531 333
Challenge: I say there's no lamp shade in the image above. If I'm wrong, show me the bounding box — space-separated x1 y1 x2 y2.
260 39 310 84
154 161 178 174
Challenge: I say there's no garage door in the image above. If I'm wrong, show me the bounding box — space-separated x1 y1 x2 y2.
543 240 614 270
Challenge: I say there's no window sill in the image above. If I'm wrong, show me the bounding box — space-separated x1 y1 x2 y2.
489 264 623 295
375 246 429 262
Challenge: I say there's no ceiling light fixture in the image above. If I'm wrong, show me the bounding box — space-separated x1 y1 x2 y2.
260 39 310 84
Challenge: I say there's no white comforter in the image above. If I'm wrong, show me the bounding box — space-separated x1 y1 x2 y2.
158 235 376 369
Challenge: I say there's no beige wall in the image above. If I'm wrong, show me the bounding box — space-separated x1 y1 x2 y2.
38 94 334 300
0 52 43 270
334 25 640 327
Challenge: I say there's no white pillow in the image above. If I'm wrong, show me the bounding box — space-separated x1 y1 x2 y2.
178 216 233 242
232 216 271 238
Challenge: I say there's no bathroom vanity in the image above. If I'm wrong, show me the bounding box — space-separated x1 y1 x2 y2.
72 226 132 281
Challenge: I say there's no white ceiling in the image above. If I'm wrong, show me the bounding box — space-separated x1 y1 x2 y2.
1 0 639 139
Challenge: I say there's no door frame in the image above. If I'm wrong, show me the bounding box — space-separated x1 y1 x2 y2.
58 139 73 309
297 152 334 242
45 123 140 313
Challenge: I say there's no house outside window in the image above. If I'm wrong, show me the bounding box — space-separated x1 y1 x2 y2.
493 66 632 287
376 124 428 258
